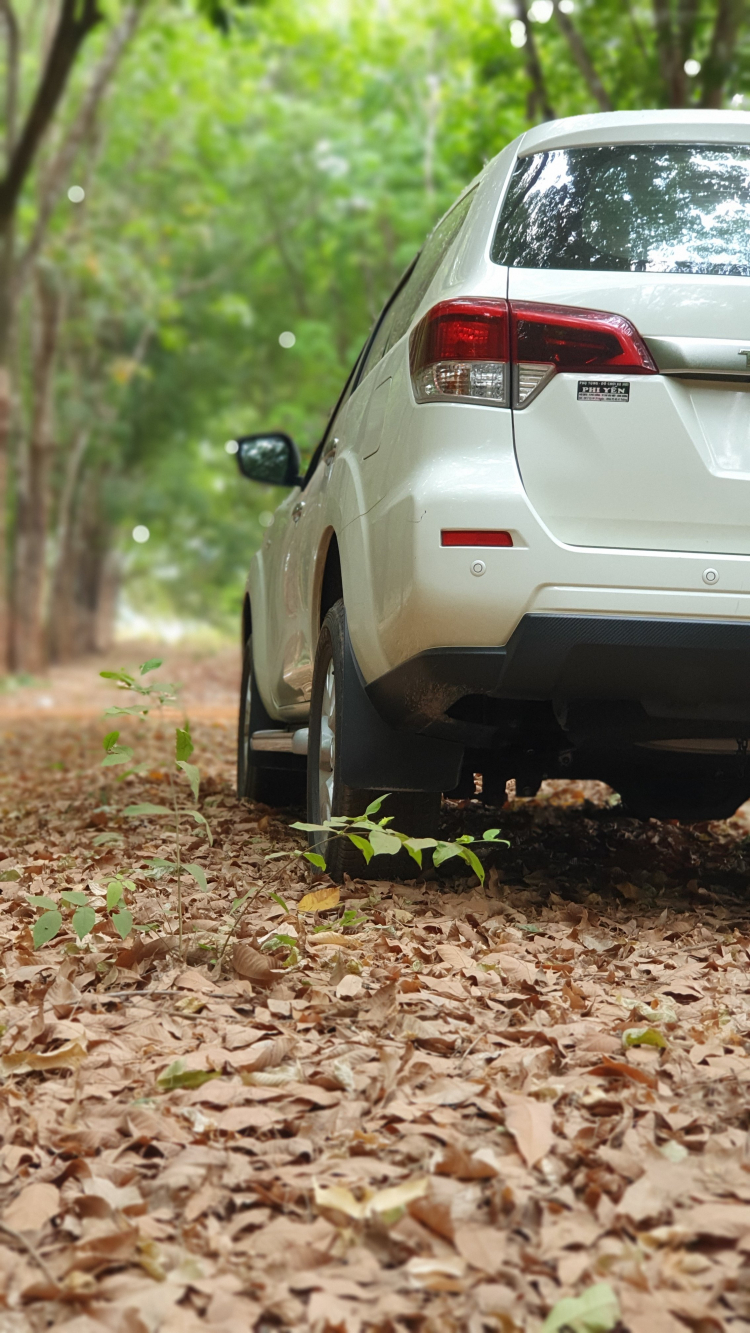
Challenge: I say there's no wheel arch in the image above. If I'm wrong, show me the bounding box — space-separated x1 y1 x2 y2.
316 528 343 632
242 593 252 647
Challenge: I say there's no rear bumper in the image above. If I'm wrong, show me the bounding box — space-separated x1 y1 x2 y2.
367 613 750 739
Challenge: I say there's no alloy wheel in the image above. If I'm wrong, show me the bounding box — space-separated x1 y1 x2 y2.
318 660 336 822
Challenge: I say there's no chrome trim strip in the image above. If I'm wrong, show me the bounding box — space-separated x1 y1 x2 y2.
644 335 750 377
250 730 293 752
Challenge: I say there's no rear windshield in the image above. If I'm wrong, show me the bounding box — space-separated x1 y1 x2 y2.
492 144 750 276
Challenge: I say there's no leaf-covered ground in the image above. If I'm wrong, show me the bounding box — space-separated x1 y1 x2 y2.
2 648 750 1331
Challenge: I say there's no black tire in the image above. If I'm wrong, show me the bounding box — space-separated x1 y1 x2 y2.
237 636 306 808
307 601 440 880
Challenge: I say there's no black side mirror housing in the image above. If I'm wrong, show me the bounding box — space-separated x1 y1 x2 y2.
236 432 301 487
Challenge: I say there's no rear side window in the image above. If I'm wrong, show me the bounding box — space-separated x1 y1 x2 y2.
360 187 476 382
492 144 750 276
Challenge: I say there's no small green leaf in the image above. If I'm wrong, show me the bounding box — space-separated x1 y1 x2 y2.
72 906 97 939
185 863 209 893
0 869 20 881
347 833 374 863
157 1060 222 1091
140 658 163 675
542 1282 620 1333
93 831 124 846
364 794 389 816
175 723 194 762
146 857 176 870
483 828 501 840
461 846 486 885
123 803 171 817
269 891 289 913
402 840 424 868
103 730 120 751
33 910 62 947
289 821 330 833
190 810 213 844
101 745 134 767
104 705 150 717
623 1026 668 1049
112 908 133 940
100 669 134 685
304 851 327 870
369 827 402 857
177 760 200 799
61 891 90 906
27 894 58 912
106 881 124 910
262 932 298 952
432 842 461 869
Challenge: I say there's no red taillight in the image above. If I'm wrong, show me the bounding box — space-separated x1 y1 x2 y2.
510 300 656 406
410 299 509 407
441 529 513 547
409 297 655 409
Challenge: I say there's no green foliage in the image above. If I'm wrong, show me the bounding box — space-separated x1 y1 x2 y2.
27 872 138 947
97 659 212 957
6 0 750 641
157 1060 221 1091
542 1283 620 1333
290 795 508 883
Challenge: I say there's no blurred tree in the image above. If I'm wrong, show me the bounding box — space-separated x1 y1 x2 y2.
0 0 143 668
0 0 747 664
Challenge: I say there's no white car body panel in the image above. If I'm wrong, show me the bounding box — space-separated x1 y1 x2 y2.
245 109 750 740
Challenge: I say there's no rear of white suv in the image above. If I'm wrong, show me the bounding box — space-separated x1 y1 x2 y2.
237 110 750 873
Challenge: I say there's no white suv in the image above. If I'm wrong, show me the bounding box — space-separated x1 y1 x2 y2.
237 109 750 876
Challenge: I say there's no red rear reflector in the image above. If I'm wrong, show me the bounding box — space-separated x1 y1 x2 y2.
441 529 513 547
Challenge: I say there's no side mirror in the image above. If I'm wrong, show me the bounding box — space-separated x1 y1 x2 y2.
236 432 301 487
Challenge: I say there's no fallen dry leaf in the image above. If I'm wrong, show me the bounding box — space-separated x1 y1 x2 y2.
1 649 749 1331
500 1093 555 1166
231 941 274 984
3 1182 60 1231
297 885 341 913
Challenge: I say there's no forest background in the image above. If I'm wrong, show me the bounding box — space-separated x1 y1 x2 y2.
0 0 748 672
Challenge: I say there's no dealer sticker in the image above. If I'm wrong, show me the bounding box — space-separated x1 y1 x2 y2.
577 380 630 403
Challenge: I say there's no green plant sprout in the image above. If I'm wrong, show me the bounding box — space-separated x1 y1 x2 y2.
99 658 212 958
28 873 137 948
285 794 508 883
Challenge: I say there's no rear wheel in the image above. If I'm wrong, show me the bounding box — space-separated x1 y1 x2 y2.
237 636 305 808
308 601 440 880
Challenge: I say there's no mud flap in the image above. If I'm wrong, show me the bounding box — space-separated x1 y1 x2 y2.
339 618 463 792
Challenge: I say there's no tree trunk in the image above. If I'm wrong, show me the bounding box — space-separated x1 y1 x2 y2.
514 0 555 122
11 264 61 671
50 468 118 660
700 0 744 108
47 424 87 661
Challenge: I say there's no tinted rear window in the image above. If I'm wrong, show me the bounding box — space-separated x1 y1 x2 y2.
492 144 750 276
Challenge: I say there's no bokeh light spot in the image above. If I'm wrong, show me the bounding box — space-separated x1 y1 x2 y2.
132 525 150 544
278 331 296 348
224 439 239 454
67 185 85 203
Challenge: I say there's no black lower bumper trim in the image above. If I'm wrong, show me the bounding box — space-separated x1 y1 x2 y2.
367 614 750 733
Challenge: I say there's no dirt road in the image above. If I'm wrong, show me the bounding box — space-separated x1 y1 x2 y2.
0 647 749 1330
